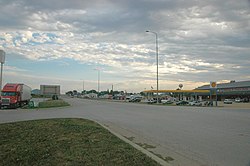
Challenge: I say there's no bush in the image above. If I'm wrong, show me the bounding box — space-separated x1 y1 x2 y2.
38 100 70 108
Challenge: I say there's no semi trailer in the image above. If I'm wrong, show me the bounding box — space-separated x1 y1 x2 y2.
1 83 31 108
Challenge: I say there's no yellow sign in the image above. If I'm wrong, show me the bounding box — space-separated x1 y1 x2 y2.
210 82 217 88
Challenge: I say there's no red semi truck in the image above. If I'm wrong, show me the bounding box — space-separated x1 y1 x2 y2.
1 83 32 108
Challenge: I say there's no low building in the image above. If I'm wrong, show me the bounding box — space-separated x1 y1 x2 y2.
196 80 250 101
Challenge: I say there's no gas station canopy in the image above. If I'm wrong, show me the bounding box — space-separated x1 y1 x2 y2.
143 90 210 93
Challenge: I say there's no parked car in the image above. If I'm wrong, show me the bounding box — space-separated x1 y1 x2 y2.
161 99 173 104
147 98 157 104
224 99 233 104
204 101 213 106
189 101 202 106
234 98 241 103
176 101 189 105
242 98 249 103
129 97 142 102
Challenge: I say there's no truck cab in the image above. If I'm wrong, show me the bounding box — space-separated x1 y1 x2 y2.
1 91 19 108
1 83 31 109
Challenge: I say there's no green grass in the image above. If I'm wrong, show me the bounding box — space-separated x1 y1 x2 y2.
38 99 70 108
0 118 160 166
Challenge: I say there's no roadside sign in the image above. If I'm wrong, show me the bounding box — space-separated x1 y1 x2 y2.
210 81 217 89
40 85 60 96
209 81 218 107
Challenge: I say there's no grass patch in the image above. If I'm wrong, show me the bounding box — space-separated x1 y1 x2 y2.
0 118 160 166
38 99 70 108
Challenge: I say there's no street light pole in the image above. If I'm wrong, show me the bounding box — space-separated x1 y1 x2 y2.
146 30 159 103
0 50 5 95
98 69 100 96
94 67 101 98
82 80 84 93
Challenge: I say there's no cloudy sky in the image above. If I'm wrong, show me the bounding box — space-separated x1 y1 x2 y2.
0 0 250 93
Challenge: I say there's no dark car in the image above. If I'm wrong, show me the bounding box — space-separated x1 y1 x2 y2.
176 101 189 105
188 101 202 106
129 97 141 102
242 98 249 103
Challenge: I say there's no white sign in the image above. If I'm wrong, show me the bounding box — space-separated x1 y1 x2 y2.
40 85 60 95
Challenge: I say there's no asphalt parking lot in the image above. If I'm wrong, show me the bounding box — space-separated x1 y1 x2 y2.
218 101 250 109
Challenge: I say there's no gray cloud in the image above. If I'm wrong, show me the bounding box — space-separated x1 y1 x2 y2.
0 0 249 91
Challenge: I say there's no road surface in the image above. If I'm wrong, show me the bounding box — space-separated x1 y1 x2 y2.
0 97 250 166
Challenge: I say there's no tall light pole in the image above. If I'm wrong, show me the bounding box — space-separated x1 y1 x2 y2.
94 68 100 97
112 84 114 98
0 50 5 95
98 69 100 95
146 30 159 103
82 80 85 93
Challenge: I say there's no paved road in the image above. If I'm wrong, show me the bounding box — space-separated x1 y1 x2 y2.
0 97 250 166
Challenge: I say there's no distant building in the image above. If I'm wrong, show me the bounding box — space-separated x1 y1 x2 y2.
196 80 250 100
31 89 40 95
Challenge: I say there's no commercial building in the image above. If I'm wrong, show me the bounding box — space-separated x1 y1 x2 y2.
196 80 250 101
143 80 250 102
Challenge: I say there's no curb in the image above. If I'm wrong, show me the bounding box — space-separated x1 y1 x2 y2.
99 123 171 166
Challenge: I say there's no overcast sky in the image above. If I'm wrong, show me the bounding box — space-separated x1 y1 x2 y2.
0 0 250 93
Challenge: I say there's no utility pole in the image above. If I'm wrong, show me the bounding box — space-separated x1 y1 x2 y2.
112 84 114 98
146 30 159 103
0 50 5 94
82 80 84 93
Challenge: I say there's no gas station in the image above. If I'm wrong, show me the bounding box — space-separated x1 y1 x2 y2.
143 89 210 101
